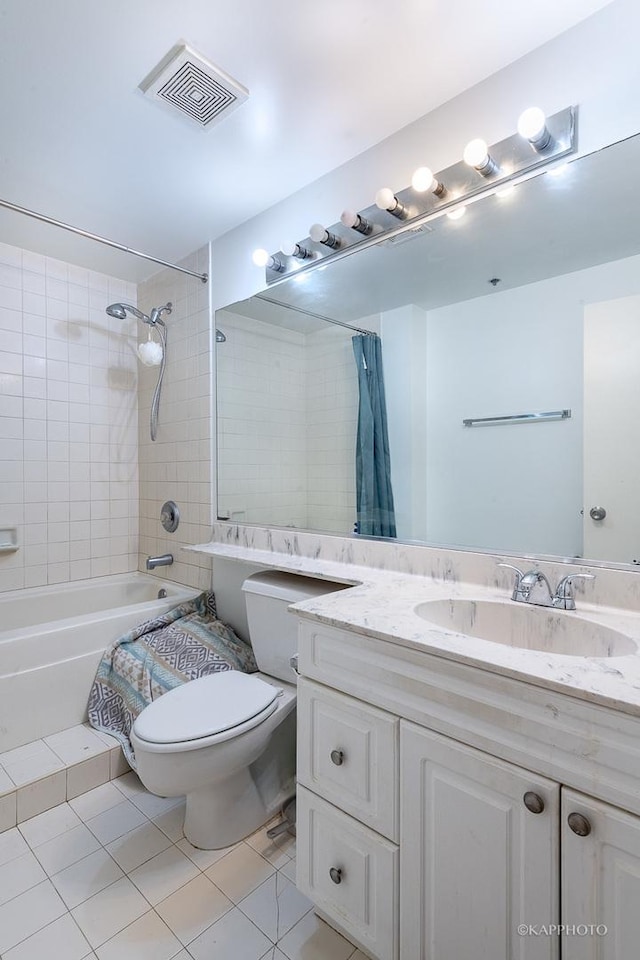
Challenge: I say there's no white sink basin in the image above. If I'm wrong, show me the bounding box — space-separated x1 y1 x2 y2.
414 598 637 658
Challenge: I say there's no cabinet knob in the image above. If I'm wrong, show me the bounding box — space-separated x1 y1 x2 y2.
568 812 592 837
329 866 343 884
523 791 545 814
330 749 345 766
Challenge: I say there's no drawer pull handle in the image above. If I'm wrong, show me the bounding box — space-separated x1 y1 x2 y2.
330 749 345 766
568 812 592 837
329 867 343 884
523 792 545 814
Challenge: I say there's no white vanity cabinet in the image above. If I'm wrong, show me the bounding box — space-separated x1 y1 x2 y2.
401 722 559 960
296 618 640 960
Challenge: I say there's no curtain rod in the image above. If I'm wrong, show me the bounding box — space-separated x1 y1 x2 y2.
0 197 209 284
255 293 376 337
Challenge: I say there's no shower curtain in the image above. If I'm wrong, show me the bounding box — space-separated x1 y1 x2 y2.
352 334 397 538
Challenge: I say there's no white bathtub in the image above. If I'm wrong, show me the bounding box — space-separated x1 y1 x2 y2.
0 573 199 752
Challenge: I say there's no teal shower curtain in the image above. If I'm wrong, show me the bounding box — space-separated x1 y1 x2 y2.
352 334 397 538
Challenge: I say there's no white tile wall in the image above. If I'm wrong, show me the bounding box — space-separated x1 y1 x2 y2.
0 241 138 594
216 312 374 536
137 247 213 590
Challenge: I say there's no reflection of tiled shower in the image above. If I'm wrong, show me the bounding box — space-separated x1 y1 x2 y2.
216 310 362 534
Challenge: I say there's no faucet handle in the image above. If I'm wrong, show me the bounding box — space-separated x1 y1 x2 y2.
497 562 525 600
554 573 595 610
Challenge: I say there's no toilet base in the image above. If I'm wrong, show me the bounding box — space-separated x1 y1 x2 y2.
184 765 273 849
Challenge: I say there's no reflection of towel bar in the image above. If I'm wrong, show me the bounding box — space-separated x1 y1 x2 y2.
463 409 571 427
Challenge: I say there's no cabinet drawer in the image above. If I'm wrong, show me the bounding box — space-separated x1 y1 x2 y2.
297 677 398 841
297 785 398 960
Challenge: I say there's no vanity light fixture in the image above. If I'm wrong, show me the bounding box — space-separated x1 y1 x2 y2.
463 138 499 177
517 107 554 152
309 223 341 249
375 187 408 219
411 166 447 198
340 209 373 235
252 248 285 271
254 105 576 284
281 240 313 259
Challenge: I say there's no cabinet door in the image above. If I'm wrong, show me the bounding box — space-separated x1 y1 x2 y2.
401 722 559 960
562 788 640 959
297 785 399 960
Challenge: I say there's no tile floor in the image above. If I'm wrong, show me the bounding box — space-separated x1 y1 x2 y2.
0 772 365 960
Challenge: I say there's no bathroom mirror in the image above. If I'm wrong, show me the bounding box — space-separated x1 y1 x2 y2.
216 132 640 568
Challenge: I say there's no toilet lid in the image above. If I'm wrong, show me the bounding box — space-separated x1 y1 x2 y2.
133 671 280 745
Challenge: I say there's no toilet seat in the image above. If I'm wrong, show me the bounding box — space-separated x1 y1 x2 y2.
132 671 281 750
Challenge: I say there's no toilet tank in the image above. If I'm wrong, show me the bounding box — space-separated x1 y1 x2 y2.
242 571 348 683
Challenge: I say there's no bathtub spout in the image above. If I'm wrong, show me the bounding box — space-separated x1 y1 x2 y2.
146 554 173 570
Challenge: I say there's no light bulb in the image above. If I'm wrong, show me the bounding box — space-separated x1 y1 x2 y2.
137 339 163 366
375 187 406 218
251 248 284 271
375 187 396 211
463 139 489 168
517 107 546 141
340 209 372 235
446 206 467 221
252 248 269 267
411 167 435 192
309 223 340 248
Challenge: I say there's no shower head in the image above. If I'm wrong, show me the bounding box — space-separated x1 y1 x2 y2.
215 328 226 343
105 302 172 325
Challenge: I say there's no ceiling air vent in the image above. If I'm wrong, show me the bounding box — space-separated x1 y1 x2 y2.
139 42 249 129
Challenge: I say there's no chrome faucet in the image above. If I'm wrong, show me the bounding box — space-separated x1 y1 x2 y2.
146 554 173 570
498 563 595 611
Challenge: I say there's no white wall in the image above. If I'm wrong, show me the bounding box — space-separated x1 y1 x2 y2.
381 252 640 557
0 241 138 594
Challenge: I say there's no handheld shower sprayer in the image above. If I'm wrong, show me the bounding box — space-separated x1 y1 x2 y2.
105 301 172 441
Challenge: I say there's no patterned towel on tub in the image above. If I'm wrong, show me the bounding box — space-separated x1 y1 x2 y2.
87 591 257 767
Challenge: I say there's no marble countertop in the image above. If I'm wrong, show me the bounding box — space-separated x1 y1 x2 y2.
187 539 640 718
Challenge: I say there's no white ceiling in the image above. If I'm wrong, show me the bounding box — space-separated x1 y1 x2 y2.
0 0 611 282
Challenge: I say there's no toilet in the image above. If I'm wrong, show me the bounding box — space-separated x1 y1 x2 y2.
131 571 340 849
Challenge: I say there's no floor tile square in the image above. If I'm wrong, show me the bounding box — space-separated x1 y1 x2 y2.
95 909 182 960
187 906 272 960
239 873 312 942
106 820 172 873
85 799 147 844
0 849 47 906
71 876 150 948
2 744 65 787
279 857 296 884
33 823 101 876
277 911 355 960
176 836 239 871
0 879 67 954
246 824 295 869
2 912 92 960
206 844 275 904
152 803 186 842
51 848 124 909
44 725 109 765
155 873 233 945
129 846 200 905
69 782 124 822
19 802 81 848
0 826 30 867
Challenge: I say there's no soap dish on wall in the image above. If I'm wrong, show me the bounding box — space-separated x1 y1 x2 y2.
0 528 19 554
